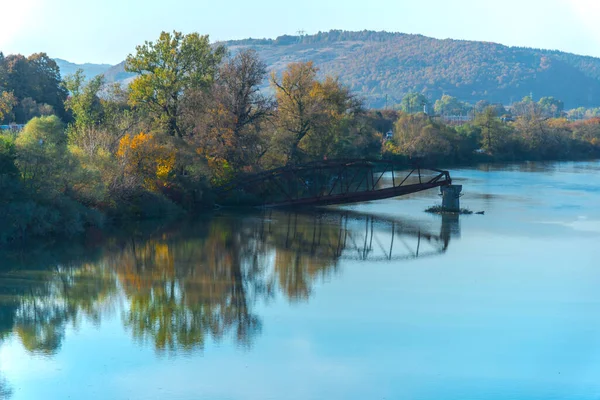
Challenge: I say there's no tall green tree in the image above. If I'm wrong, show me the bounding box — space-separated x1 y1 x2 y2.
434 95 469 116
511 96 536 117
538 96 564 118
474 106 507 154
399 92 430 114
0 134 19 196
2 55 30 102
26 53 67 119
0 53 67 123
15 115 69 194
126 31 226 137
63 70 107 154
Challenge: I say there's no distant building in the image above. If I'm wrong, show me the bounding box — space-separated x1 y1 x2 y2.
0 124 25 133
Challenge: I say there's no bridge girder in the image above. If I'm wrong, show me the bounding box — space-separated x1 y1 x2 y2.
215 159 452 208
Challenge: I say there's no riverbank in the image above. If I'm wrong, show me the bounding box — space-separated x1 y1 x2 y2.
2 156 598 249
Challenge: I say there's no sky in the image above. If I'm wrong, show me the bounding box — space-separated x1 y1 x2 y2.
1 0 600 64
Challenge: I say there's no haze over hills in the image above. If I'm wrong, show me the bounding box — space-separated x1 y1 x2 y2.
55 30 600 109
54 59 113 80
52 59 136 85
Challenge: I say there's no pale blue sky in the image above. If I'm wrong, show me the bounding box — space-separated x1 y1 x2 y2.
2 0 600 64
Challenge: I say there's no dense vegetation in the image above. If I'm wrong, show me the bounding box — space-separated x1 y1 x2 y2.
91 30 600 109
1 31 600 244
0 52 68 123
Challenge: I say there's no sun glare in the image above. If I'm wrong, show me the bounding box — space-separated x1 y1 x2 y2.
0 0 40 50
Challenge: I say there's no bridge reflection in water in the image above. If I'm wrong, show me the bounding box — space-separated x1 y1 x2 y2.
257 210 455 264
0 211 458 374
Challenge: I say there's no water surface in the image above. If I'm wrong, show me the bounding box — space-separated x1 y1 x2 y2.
1 161 599 400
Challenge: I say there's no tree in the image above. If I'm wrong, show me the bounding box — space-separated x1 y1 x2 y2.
116 132 176 192
16 97 54 121
434 95 468 116
298 75 363 159
270 62 321 163
270 62 360 164
0 53 67 123
538 96 564 118
511 96 536 117
15 115 69 194
2 55 30 102
63 71 108 154
474 106 508 154
26 53 68 120
0 376 10 399
0 135 19 196
474 100 490 114
572 118 600 149
475 102 507 118
584 108 600 119
126 31 226 137
0 91 16 122
513 105 565 158
567 107 586 120
198 49 272 171
399 92 430 114
0 52 5 88
392 112 452 158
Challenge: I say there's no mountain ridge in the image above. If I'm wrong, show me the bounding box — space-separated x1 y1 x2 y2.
54 58 113 80
54 30 600 109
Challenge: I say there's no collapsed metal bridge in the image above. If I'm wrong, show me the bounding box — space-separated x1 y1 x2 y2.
215 159 452 208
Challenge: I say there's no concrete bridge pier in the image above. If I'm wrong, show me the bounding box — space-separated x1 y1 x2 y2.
441 185 463 212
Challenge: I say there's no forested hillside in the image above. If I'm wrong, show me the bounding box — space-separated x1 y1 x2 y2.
88 30 600 109
224 31 600 109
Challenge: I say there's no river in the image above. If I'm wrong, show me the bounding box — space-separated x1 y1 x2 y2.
0 161 599 400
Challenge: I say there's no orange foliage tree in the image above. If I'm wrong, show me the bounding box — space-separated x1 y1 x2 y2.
116 132 176 191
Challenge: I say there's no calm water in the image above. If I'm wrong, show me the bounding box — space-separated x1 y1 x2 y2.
1 161 599 400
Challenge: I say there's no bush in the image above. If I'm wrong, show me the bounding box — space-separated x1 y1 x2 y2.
0 195 104 244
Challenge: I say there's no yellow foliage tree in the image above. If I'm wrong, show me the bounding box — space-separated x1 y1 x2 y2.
271 62 361 163
117 132 176 191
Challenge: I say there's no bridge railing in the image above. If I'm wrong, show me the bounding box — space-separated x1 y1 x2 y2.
215 159 452 208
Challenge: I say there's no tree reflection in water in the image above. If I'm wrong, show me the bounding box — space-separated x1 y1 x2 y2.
0 377 10 399
0 210 456 360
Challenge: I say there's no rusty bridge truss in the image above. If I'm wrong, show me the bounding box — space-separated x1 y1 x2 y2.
215 159 452 208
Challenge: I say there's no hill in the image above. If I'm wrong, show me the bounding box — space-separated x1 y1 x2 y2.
59 30 600 109
54 58 112 80
102 61 136 84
